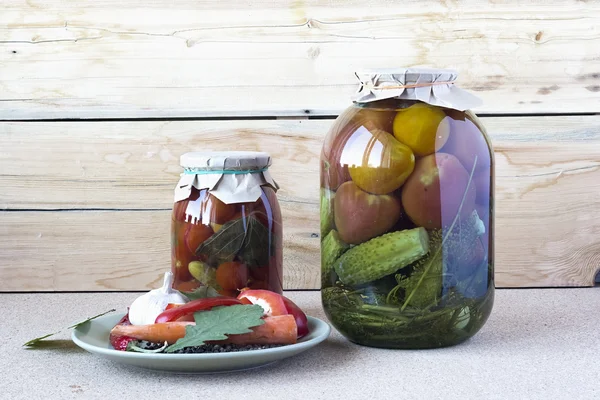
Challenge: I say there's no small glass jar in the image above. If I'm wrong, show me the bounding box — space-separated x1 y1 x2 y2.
320 68 494 349
171 151 283 296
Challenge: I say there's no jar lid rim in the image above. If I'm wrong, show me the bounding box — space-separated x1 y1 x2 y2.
180 151 272 170
355 67 458 79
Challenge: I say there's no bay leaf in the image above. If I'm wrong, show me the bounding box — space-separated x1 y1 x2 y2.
195 218 246 266
238 215 272 268
196 215 272 268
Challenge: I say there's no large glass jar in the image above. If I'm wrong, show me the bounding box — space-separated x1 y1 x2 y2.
171 151 282 296
320 68 494 348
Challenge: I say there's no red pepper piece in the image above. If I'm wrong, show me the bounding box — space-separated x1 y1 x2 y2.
154 297 242 323
109 313 137 351
239 297 253 305
237 289 309 339
237 289 288 317
282 297 309 339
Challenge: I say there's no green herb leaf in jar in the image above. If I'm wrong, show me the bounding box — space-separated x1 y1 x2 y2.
196 215 272 268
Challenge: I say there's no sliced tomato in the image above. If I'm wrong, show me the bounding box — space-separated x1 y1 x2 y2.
237 289 287 317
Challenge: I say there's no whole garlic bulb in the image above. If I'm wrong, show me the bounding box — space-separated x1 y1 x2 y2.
128 271 189 325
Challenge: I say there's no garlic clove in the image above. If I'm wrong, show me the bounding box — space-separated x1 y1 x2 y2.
128 271 189 325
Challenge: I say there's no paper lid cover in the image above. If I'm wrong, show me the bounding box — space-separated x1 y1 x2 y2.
180 151 272 171
174 151 279 206
352 67 483 111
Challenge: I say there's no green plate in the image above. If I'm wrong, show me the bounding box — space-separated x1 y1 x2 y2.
72 313 331 373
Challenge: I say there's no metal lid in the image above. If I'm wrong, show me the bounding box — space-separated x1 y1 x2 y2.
180 151 272 171
352 67 482 111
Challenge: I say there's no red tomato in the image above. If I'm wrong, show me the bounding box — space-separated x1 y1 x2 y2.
216 261 249 291
218 288 240 298
250 265 269 282
321 106 397 190
172 250 194 283
172 200 188 222
334 181 402 244
174 279 201 292
249 280 268 290
185 223 214 254
171 219 194 282
203 193 236 224
173 188 201 223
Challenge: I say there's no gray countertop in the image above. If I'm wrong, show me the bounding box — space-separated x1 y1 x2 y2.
3 289 599 400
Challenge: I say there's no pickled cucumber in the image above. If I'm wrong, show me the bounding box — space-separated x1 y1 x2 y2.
334 228 429 286
321 230 349 285
320 188 335 237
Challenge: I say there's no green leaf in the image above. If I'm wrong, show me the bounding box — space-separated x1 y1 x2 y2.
23 332 62 347
238 216 272 268
196 215 271 268
165 304 265 353
23 308 116 347
196 219 246 265
395 247 443 310
67 308 116 329
180 285 221 301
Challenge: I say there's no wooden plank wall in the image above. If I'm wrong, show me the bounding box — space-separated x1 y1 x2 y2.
1 1 599 290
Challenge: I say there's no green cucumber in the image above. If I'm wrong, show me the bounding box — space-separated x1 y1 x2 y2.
334 227 429 286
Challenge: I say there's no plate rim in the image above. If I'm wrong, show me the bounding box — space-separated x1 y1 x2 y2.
71 312 331 361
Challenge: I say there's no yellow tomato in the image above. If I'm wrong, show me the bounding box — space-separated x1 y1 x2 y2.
392 103 450 157
347 128 415 195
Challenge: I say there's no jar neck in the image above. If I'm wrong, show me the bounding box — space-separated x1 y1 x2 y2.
182 167 269 175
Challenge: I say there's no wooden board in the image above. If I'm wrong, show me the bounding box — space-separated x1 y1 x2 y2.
1 116 599 290
1 0 600 119
0 203 320 291
0 119 323 209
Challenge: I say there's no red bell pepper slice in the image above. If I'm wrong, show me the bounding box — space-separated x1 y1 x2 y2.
282 297 309 339
237 289 309 338
154 296 242 323
237 289 288 317
109 312 137 351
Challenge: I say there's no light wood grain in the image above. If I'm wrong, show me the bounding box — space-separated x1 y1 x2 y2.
1 116 599 289
1 0 599 119
0 120 323 209
2 117 600 209
0 202 320 291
